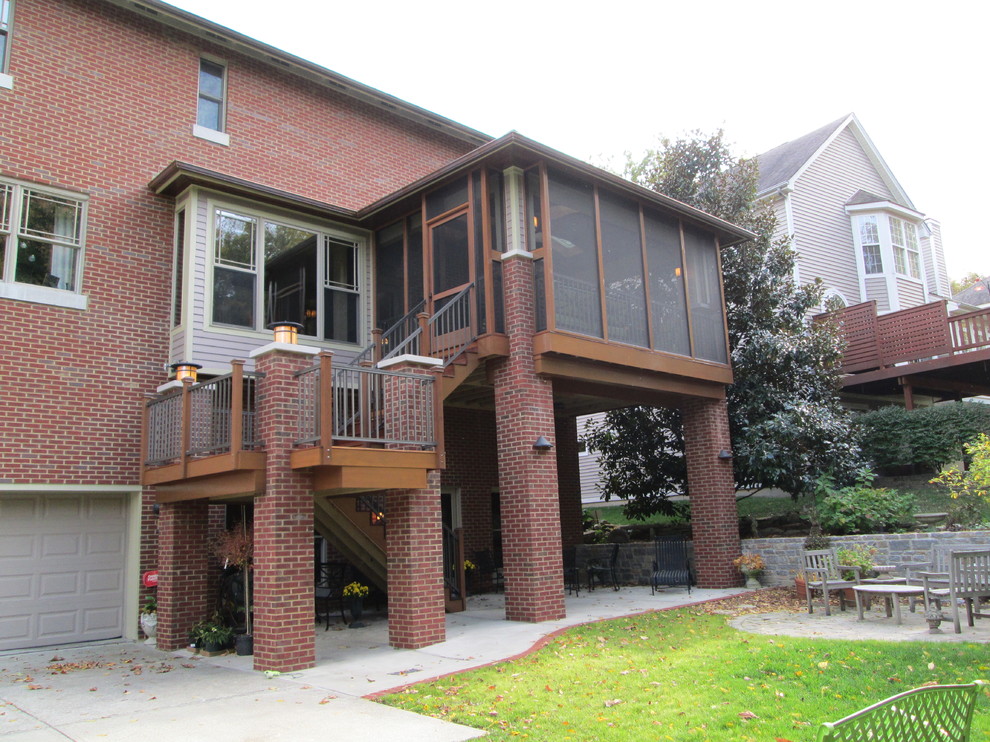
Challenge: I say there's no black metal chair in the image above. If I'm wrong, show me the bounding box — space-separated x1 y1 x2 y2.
651 537 693 595
314 562 348 630
472 549 504 593
587 543 621 591
562 547 581 596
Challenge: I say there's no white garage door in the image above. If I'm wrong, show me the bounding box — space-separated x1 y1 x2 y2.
0 493 128 651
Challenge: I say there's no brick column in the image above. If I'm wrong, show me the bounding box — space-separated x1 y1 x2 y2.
386 471 446 648
156 499 209 650
681 397 740 588
250 343 318 672
492 252 566 622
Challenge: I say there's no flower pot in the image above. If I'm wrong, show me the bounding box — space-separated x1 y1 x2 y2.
139 612 157 645
235 634 253 656
745 575 761 590
348 597 366 628
795 577 806 600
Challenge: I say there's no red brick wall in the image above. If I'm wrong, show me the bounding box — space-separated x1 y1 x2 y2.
156 499 210 651
441 407 499 561
681 397 740 588
0 0 475 625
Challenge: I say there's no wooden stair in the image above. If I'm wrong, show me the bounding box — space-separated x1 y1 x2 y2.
314 496 387 591
440 347 480 400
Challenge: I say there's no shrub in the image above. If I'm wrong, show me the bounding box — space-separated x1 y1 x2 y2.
836 544 878 580
929 433 990 528
854 402 990 474
816 468 915 534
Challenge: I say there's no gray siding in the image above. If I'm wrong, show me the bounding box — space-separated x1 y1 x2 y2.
865 277 890 311
790 127 894 307
923 220 950 299
897 278 925 308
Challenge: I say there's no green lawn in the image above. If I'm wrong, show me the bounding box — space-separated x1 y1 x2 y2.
380 605 990 741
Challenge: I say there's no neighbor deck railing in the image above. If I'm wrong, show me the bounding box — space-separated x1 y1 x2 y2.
822 300 990 373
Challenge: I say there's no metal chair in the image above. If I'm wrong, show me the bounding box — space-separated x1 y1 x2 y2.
587 543 620 591
562 547 581 596
651 537 693 595
472 549 504 593
314 562 348 630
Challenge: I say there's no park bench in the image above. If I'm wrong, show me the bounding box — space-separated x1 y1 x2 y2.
817 680 984 741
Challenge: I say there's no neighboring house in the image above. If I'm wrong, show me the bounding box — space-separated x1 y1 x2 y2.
0 0 750 669
756 113 951 313
954 277 990 309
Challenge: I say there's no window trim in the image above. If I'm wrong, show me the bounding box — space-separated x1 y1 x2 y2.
197 57 226 132
889 215 922 280
0 0 13 87
204 198 366 346
0 176 88 310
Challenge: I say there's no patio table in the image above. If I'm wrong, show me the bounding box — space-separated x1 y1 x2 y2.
852 584 926 625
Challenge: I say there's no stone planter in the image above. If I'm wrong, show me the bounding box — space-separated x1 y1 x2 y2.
139 612 157 645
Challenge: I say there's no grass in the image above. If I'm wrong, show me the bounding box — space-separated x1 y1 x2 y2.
380 603 990 741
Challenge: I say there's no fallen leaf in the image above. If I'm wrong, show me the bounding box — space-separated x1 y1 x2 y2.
739 710 759 720
319 695 336 704
604 699 623 707
89 687 97 692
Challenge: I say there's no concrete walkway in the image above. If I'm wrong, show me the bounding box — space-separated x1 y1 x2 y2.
0 586 743 741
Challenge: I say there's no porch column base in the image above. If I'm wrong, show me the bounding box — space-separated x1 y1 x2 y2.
156 500 210 651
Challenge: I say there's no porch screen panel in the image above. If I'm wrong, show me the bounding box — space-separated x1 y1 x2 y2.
547 174 602 338
375 222 405 331
432 213 469 294
599 192 648 347
263 222 317 335
427 178 468 220
684 224 727 363
644 210 690 356
473 171 486 334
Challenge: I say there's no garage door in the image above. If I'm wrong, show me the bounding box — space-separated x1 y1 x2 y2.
0 493 128 651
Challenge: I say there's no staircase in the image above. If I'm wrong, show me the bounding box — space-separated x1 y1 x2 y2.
314 495 387 591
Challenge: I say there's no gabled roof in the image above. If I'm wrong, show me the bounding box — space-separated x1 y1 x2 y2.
100 0 490 147
755 114 916 211
953 278 990 307
845 189 889 207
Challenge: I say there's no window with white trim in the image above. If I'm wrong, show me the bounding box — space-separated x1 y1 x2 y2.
889 216 921 279
210 206 362 343
859 215 882 274
0 179 85 292
197 58 226 131
0 0 11 75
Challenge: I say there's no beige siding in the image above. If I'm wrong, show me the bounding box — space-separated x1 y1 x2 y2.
865 277 890 311
923 220 950 299
897 278 925 308
790 128 894 306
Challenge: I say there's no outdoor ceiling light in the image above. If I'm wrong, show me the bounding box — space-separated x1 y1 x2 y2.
533 436 553 451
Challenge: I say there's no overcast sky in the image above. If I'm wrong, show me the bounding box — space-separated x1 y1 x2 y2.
163 0 988 282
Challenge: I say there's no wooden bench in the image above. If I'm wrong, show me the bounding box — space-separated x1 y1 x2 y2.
817 680 984 741
922 549 990 634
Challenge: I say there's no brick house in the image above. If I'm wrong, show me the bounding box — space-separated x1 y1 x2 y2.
0 0 749 669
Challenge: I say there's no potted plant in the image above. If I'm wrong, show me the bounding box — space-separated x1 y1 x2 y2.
342 581 370 629
733 553 765 589
214 523 253 655
190 614 235 654
139 595 157 645
836 544 878 580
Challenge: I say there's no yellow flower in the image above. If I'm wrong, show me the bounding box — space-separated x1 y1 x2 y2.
343 581 369 598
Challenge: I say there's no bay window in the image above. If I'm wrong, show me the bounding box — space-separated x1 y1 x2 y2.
860 215 883 274
889 216 921 279
210 206 362 343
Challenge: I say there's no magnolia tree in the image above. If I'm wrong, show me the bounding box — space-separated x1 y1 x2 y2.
585 131 862 518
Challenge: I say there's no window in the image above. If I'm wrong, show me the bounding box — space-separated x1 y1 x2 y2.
210 206 362 343
0 179 86 295
889 216 921 279
0 0 11 79
860 215 883 274
198 59 225 131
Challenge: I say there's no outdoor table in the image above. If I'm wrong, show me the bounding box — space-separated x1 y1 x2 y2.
852 584 927 625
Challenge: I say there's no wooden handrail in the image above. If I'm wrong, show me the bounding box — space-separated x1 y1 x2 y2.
180 377 192 479
319 351 333 464
230 360 244 458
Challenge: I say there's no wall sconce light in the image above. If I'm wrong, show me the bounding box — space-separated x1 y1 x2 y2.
718 449 733 460
675 266 682 277
152 503 161 516
170 362 202 382
267 321 304 344
533 436 553 451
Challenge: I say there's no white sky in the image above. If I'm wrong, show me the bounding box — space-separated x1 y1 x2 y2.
163 0 989 281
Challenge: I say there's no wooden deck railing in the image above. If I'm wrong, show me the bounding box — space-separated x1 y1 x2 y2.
294 351 439 451
142 360 261 470
822 300 990 374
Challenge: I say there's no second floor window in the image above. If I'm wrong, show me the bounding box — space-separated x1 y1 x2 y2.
889 216 921 279
860 215 883 274
211 207 361 343
198 59 226 131
0 179 85 292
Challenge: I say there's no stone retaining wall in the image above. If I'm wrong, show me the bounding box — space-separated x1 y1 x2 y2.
575 531 990 588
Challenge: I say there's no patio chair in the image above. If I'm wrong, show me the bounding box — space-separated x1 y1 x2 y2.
562 547 581 596
817 680 984 742
314 562 348 630
903 541 982 610
651 536 693 595
472 549 503 593
923 549 990 634
587 543 620 591
803 549 862 616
